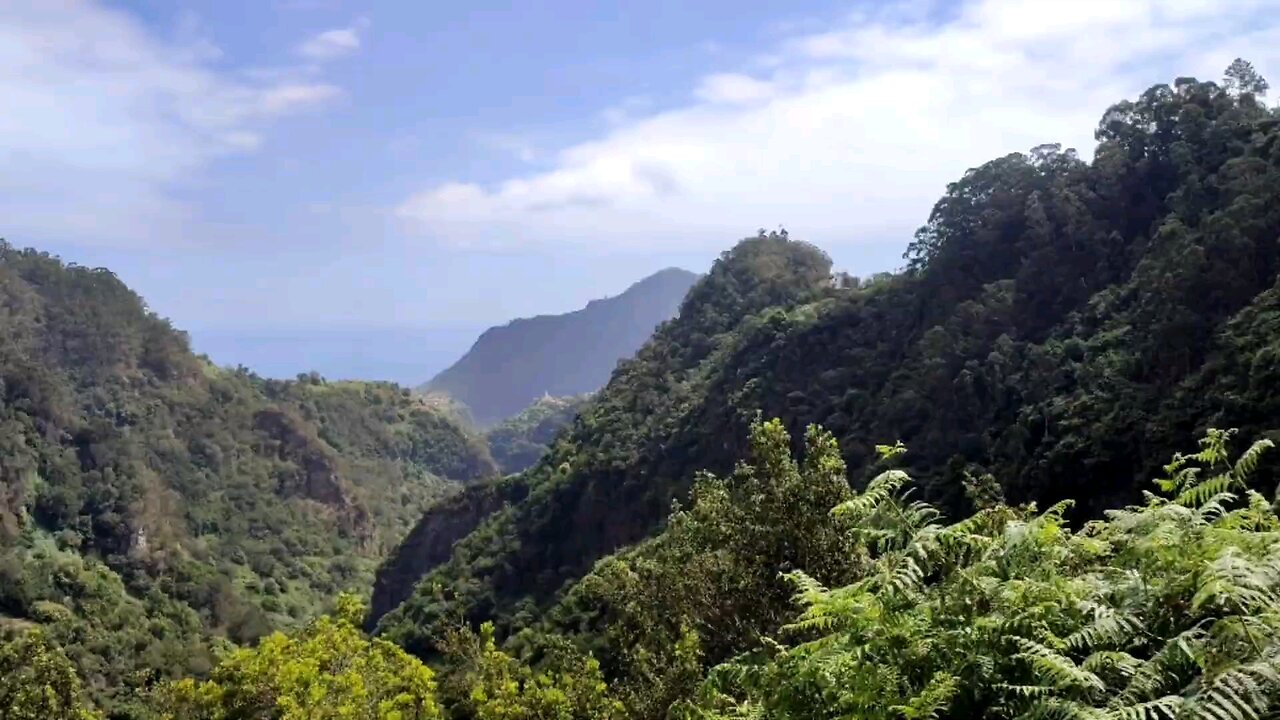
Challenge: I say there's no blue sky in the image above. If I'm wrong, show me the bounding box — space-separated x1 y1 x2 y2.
4 1 1280 382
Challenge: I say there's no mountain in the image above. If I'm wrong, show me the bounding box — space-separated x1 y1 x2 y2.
373 232 835 640
422 267 699 426
373 68 1280 704
0 243 497 714
11 62 1280 720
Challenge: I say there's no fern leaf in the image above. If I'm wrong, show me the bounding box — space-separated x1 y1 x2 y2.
1231 439 1273 485
1014 637 1106 693
1105 695 1182 720
834 469 909 519
1067 611 1142 652
892 672 958 720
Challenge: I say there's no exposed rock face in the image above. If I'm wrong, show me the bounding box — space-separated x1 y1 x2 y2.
367 476 529 629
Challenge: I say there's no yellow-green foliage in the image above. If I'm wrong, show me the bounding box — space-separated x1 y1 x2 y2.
0 628 101 720
156 594 440 720
439 621 623 720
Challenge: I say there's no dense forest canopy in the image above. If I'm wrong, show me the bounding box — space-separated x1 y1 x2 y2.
0 244 496 714
485 394 593 475
7 60 1280 720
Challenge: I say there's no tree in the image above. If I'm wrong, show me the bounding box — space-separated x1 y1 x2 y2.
156 594 441 719
1224 57 1269 96
539 417 863 718
0 629 100 720
439 622 623 720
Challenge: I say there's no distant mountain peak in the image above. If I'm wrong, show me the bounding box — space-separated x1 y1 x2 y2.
423 267 698 426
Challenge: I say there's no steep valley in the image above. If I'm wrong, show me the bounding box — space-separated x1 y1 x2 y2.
8 63 1280 720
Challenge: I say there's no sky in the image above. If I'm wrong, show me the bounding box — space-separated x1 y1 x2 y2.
4 0 1280 383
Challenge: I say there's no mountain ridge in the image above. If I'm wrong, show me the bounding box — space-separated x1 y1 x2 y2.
423 267 699 426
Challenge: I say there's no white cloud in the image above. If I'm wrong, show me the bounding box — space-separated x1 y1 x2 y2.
0 1 345 247
259 83 343 113
473 132 541 163
397 0 1280 255
695 73 777 104
296 19 367 61
600 95 654 126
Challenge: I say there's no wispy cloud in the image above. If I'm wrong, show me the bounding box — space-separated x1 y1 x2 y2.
397 0 1280 254
694 73 776 104
0 1 347 247
297 17 369 61
259 83 344 113
600 95 654 126
473 132 541 164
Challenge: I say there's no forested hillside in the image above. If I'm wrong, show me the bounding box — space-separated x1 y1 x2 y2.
485 394 592 475
423 267 698 426
375 64 1280 684
377 231 836 652
9 62 1280 720
0 244 496 714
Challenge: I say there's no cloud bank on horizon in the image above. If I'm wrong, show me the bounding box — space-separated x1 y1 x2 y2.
396 0 1280 253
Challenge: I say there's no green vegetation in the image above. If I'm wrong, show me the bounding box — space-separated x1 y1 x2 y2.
534 417 863 716
377 230 835 658
692 427 1280 720
376 65 1280 662
8 61 1280 720
150 592 619 719
60 416 1278 720
424 267 698 426
0 628 101 719
485 395 592 475
0 244 495 714
436 621 622 719
155 594 441 719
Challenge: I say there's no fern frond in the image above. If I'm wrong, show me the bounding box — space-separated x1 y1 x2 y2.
1231 438 1272 483
1190 667 1268 720
1195 492 1239 523
1037 500 1077 526
834 469 910 520
784 570 829 605
998 684 1058 698
892 672 959 720
1192 548 1279 614
869 553 926 602
1104 695 1182 720
1175 474 1236 508
1067 611 1142 652
1119 628 1205 703
901 499 943 533
1194 429 1235 468
1016 697 1108 720
1083 651 1143 678
1014 637 1106 693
